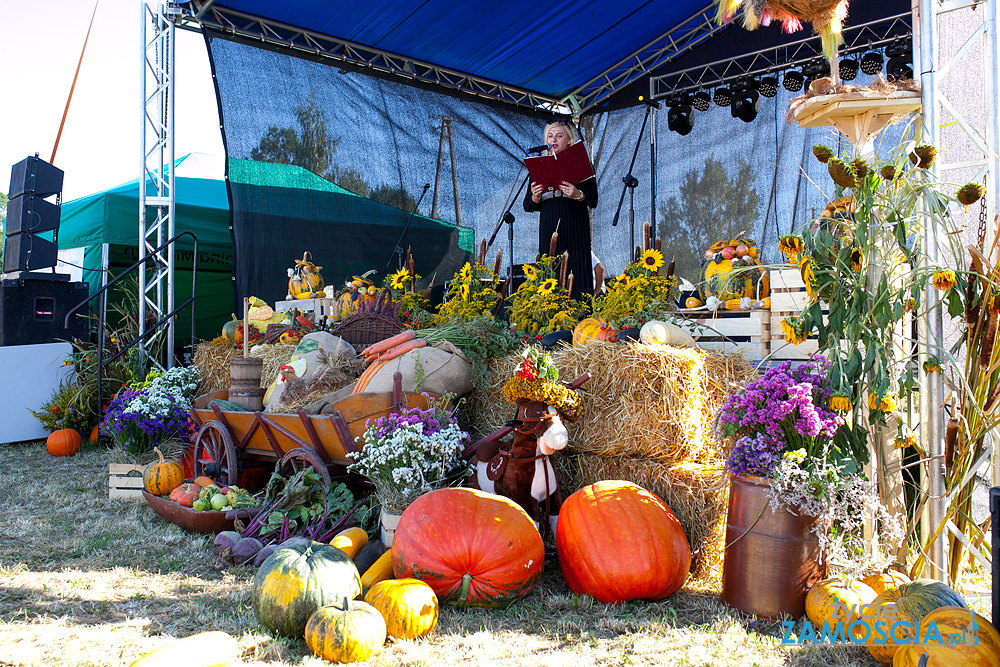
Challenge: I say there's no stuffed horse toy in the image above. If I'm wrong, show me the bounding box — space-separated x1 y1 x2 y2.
465 350 588 536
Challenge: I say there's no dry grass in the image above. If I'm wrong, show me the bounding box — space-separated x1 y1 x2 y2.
0 441 989 667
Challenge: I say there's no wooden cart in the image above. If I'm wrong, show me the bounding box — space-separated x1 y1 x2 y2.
190 373 429 488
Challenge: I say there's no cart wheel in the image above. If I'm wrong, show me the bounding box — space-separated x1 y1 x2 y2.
279 448 332 488
193 420 239 486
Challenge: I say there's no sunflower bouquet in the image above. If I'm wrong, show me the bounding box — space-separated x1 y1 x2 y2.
507 255 588 337
433 261 503 325
590 248 679 328
384 267 433 327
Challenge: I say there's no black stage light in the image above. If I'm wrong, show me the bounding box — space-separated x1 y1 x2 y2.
668 104 695 136
860 51 883 76
885 40 913 80
730 84 760 122
714 87 732 107
782 70 804 92
691 91 711 112
758 76 778 98
839 58 859 81
801 59 831 92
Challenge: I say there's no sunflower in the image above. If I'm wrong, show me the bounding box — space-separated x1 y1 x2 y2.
778 235 803 259
616 274 631 286
848 248 864 272
829 394 852 412
893 432 918 450
781 317 806 346
640 248 665 272
799 256 816 298
956 182 985 208
522 264 538 282
867 392 897 413
922 358 942 374
932 269 956 291
389 268 410 290
903 297 916 313
459 263 472 281
538 278 558 295
459 284 470 300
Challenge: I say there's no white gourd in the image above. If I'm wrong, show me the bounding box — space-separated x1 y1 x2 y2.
639 320 696 348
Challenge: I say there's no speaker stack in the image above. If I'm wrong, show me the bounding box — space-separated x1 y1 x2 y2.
1 155 89 346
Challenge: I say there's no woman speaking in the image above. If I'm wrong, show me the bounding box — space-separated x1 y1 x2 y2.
522 121 598 299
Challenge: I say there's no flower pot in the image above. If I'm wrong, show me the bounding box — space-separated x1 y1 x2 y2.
721 474 827 620
381 509 403 547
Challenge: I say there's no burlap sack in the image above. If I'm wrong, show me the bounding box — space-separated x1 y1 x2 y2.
364 342 473 397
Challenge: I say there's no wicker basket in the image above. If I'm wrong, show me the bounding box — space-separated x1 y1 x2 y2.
331 313 404 347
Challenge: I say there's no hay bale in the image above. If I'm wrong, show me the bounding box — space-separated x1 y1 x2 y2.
465 342 754 465
192 342 296 394
555 452 728 586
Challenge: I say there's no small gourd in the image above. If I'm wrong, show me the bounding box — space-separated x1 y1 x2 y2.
572 317 616 345
304 598 386 664
143 447 184 495
330 527 369 560
638 320 695 348
364 578 439 640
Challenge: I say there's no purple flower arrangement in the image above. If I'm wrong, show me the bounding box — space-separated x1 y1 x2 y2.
100 387 195 455
717 358 843 478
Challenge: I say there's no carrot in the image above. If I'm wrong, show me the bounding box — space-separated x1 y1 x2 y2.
361 329 415 358
378 338 426 362
353 360 387 393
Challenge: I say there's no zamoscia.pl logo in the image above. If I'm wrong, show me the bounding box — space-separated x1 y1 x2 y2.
781 601 981 647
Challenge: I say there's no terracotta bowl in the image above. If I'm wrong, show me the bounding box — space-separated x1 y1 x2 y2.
143 489 238 534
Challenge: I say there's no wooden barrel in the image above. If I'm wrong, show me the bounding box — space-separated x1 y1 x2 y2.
721 474 827 620
229 357 264 411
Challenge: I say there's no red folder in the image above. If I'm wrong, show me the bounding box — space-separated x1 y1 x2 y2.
524 141 596 191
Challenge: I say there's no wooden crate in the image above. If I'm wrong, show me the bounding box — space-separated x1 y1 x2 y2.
109 464 145 500
679 309 770 360
769 267 820 360
275 298 339 325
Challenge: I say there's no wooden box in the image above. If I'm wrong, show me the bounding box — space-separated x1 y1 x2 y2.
680 309 770 360
109 464 145 500
275 297 339 325
769 267 820 360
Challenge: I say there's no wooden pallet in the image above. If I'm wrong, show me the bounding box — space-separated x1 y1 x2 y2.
109 464 145 500
769 267 821 360
677 308 770 360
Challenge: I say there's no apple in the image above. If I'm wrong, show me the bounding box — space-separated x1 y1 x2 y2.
210 493 229 511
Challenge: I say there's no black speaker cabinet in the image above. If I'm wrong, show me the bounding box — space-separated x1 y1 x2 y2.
0 278 89 346
8 155 64 199
5 194 61 235
2 233 59 274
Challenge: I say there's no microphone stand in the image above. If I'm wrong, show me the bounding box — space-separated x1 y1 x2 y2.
612 103 655 259
386 183 431 269
487 173 531 282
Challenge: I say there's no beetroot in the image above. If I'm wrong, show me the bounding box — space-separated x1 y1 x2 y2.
213 531 242 558
231 537 264 565
253 543 279 568
276 536 316 551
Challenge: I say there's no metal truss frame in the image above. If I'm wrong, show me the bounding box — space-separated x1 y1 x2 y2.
650 13 913 99
140 0 180 368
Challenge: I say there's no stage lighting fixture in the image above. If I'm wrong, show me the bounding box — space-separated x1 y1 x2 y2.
839 58 859 81
691 91 711 112
885 40 913 80
782 70 804 92
860 51 883 76
714 87 732 107
730 83 760 123
758 76 778 98
667 103 695 136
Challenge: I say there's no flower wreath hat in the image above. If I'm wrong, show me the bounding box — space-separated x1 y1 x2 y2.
502 348 583 421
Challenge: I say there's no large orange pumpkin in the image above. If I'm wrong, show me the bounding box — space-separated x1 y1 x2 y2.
556 480 691 603
46 428 82 457
805 576 877 639
862 570 910 596
391 488 544 607
891 606 1000 667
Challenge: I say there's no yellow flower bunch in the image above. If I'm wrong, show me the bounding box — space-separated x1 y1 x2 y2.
433 261 502 325
382 267 430 321
778 235 803 260
508 255 587 336
590 249 679 325
932 269 957 291
867 392 897 413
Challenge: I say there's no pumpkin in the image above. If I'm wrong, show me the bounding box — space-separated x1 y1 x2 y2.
866 579 969 664
364 578 439 639
360 549 395 592
289 252 326 299
127 630 239 667
891 606 1000 667
88 423 100 444
46 428 82 457
391 488 544 607
572 317 617 345
805 576 877 639
304 598 386 664
330 527 369 560
193 476 218 488
143 447 184 495
638 320 696 347
221 319 240 340
699 237 770 303
556 480 691 603
862 570 911 596
252 541 362 638
168 483 202 507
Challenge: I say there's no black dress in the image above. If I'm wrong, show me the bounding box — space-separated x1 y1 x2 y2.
523 178 598 300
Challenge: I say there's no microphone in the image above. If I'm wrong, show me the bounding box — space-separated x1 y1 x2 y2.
638 95 661 109
525 144 551 155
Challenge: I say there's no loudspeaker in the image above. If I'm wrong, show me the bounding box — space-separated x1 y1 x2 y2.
8 156 64 199
0 278 89 346
5 195 61 235
3 233 59 274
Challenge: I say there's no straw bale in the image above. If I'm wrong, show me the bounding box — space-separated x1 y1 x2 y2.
192 343 296 394
465 342 753 465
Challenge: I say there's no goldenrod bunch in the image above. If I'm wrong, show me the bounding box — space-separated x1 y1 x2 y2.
433 261 502 325
590 248 678 326
508 255 587 336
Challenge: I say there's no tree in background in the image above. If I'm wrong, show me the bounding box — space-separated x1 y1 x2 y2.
658 155 759 283
250 91 418 213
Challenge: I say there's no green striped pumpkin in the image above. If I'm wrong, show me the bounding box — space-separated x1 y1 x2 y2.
304 598 386 663
143 447 184 495
252 541 362 638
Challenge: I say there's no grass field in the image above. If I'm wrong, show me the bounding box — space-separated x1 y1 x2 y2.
0 440 991 666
